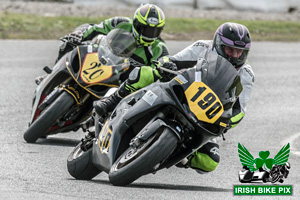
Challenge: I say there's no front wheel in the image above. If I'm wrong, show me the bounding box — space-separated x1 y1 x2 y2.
109 127 178 186
23 91 75 143
67 141 102 180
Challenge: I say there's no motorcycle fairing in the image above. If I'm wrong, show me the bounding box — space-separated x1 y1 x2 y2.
30 60 71 123
92 50 243 172
80 53 113 84
122 85 177 126
104 58 239 138
169 51 242 128
184 81 224 125
92 83 176 172
65 45 130 98
61 85 82 105
93 116 128 172
97 121 112 154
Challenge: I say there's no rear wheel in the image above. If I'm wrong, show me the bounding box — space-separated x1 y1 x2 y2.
23 91 75 143
67 141 102 180
109 127 178 186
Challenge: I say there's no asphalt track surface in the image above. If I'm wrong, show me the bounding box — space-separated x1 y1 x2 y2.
0 40 299 200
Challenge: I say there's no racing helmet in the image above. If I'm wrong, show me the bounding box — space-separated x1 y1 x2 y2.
132 4 165 46
212 22 251 68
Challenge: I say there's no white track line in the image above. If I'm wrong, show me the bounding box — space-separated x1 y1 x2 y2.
282 132 300 156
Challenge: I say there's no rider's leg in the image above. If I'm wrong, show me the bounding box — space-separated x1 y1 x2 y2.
177 138 220 174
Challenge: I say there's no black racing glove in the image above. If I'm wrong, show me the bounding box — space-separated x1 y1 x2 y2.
158 62 178 80
56 30 84 63
62 30 83 46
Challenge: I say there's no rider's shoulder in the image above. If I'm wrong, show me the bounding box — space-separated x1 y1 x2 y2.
150 39 169 56
108 16 132 28
191 40 212 48
239 62 255 83
151 37 168 48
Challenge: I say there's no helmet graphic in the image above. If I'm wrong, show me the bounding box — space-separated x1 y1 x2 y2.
132 4 165 46
213 22 251 67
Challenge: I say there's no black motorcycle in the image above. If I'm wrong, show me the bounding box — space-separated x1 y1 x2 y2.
67 49 243 186
23 28 136 143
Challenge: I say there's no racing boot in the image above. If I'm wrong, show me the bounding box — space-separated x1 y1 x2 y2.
93 80 131 117
176 142 220 174
93 90 123 117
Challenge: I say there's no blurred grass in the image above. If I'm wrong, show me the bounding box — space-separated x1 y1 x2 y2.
0 12 300 41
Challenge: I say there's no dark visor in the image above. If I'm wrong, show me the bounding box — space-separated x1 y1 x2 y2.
140 25 163 39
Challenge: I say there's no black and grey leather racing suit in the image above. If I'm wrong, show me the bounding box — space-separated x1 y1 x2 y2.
169 40 255 173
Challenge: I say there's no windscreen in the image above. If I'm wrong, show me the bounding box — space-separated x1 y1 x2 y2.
98 28 137 66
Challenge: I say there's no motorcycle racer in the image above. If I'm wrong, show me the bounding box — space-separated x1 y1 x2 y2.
94 22 255 175
59 3 168 74
35 3 169 85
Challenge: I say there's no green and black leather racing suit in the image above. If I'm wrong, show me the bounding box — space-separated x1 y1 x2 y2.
57 16 169 83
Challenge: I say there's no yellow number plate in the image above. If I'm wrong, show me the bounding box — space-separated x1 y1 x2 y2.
80 53 113 84
185 82 224 124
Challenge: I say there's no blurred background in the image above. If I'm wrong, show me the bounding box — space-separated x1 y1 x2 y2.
0 1 300 200
7 0 300 13
1 0 300 41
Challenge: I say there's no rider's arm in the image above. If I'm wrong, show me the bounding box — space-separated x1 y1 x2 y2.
149 39 170 69
155 40 212 81
77 17 132 41
169 40 210 70
230 63 255 128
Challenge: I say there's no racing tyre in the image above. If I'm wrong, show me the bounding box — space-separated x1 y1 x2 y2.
23 91 75 143
109 127 178 186
67 142 102 180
